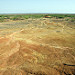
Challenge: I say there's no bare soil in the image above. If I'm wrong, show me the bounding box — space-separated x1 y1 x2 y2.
0 18 75 75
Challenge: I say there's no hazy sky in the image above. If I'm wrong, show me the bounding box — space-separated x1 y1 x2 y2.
0 0 75 14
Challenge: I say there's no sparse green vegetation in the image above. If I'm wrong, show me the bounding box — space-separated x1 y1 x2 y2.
0 17 4 22
65 19 69 21
0 14 75 22
70 19 75 22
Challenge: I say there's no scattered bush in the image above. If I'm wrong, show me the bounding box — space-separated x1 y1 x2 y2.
70 19 75 22
0 14 75 22
65 19 69 21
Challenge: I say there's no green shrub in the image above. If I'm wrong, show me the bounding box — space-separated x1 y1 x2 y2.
65 19 69 21
70 19 75 22
0 17 4 22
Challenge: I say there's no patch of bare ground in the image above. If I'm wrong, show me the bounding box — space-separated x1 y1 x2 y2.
0 18 75 75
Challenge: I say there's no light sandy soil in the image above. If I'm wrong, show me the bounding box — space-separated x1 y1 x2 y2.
0 18 75 75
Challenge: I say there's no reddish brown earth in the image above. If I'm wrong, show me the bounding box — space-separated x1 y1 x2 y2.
0 18 75 75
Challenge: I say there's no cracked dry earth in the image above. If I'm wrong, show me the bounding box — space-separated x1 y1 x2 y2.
0 18 75 75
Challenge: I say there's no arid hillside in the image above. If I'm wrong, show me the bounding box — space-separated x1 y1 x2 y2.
0 17 75 75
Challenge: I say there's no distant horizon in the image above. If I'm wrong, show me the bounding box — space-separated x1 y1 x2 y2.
0 13 75 15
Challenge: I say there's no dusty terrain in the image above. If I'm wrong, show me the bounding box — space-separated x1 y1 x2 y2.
0 18 75 75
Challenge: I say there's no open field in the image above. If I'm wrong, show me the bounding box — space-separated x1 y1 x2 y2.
0 14 75 75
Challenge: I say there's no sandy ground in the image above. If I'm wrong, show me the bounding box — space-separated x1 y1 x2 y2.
0 18 75 75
